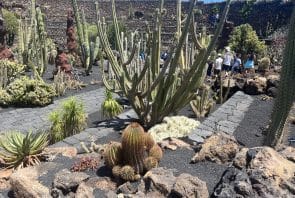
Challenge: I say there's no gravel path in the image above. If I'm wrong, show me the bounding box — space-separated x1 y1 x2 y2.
0 87 106 134
234 96 274 147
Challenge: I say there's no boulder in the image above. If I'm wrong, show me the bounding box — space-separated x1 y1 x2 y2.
191 133 239 164
52 169 89 196
171 173 209 198
214 147 295 197
266 74 280 89
117 181 138 194
75 182 94 198
243 77 267 95
159 137 192 151
233 148 249 169
266 87 278 97
137 168 209 197
10 166 51 198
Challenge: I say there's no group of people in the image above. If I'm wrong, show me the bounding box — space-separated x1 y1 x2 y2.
207 47 256 78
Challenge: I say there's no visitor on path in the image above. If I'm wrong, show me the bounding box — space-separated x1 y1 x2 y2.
214 54 223 76
244 53 256 73
207 60 214 77
161 51 168 61
231 54 242 74
222 47 233 72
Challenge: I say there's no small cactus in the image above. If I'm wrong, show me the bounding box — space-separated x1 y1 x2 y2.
149 144 163 161
112 165 122 178
120 165 141 181
145 133 155 150
104 141 122 168
122 122 146 174
144 157 158 171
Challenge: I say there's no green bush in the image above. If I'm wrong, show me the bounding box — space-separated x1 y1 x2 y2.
5 76 56 106
229 24 266 59
258 57 271 71
0 131 48 169
49 97 87 143
2 9 19 45
0 60 25 88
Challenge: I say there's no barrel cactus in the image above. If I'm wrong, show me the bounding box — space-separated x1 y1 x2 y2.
103 122 163 181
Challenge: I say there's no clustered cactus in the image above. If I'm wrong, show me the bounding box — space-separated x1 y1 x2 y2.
71 0 100 75
104 123 163 181
1 76 55 106
96 0 231 127
0 60 25 88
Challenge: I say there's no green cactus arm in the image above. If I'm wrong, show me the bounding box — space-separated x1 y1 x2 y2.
265 8 295 147
122 35 139 67
110 0 124 64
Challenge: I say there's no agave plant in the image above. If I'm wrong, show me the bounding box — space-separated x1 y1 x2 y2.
0 131 49 169
101 89 123 118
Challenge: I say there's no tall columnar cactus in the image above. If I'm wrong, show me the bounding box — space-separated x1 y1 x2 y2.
104 122 163 181
265 8 295 147
71 0 100 75
18 0 49 77
96 0 231 128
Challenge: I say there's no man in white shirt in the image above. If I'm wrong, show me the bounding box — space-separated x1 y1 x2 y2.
222 47 233 72
214 54 223 76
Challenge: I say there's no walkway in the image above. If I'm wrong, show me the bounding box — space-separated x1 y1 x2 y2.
0 88 106 134
188 91 254 143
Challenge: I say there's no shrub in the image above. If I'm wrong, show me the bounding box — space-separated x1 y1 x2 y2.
0 60 25 88
49 97 87 143
0 131 48 169
0 88 12 105
229 24 266 59
5 76 56 106
258 57 271 71
101 90 123 118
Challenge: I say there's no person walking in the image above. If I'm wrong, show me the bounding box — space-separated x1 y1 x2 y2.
222 47 233 74
231 53 242 74
244 53 256 73
214 53 223 77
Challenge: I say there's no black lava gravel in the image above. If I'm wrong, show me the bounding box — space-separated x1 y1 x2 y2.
234 96 274 147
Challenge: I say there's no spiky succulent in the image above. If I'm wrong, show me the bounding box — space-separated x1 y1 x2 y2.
104 122 163 181
144 157 158 171
120 165 141 181
104 141 122 168
122 123 146 174
0 131 49 169
101 89 123 118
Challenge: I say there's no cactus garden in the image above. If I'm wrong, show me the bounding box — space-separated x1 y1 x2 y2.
0 0 294 197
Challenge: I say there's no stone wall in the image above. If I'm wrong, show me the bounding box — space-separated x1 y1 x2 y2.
3 0 294 47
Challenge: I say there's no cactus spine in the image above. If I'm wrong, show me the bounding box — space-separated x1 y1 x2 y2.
265 8 295 147
96 0 231 127
71 0 100 75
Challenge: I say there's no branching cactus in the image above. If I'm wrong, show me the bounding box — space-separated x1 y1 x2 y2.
190 85 215 118
265 8 295 147
71 0 100 75
103 122 163 181
96 0 231 128
18 0 49 77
